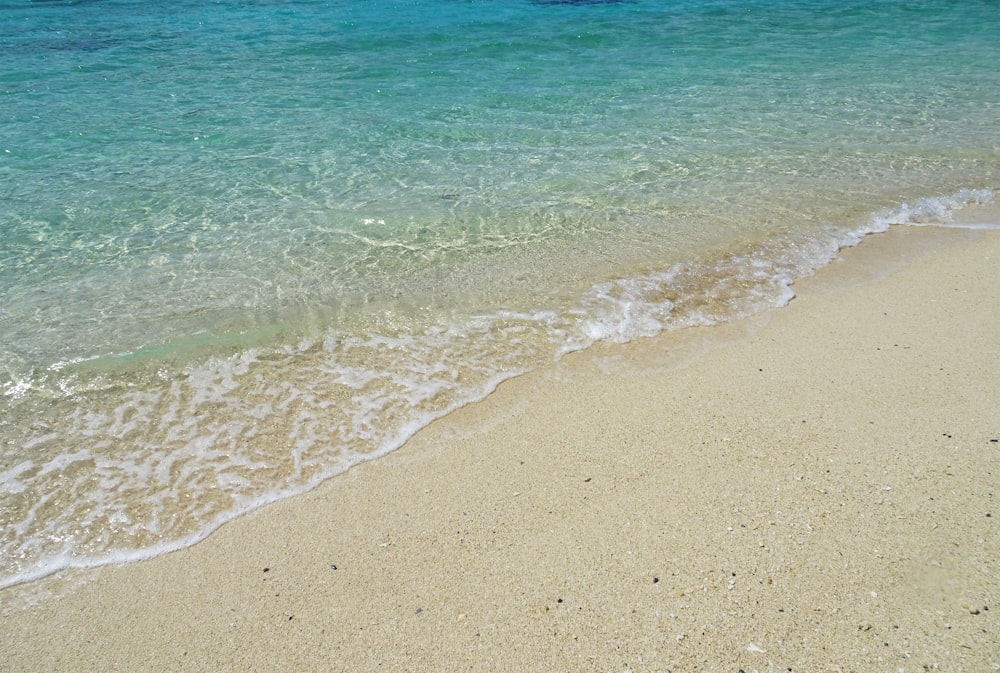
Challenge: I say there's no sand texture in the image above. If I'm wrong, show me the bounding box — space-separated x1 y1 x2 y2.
3 224 999 672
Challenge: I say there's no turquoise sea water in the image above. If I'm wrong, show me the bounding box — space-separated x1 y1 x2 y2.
1 0 998 589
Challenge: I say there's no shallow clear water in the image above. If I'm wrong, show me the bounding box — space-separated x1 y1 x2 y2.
1 0 998 588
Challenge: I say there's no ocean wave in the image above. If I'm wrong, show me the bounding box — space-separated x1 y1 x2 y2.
0 187 995 590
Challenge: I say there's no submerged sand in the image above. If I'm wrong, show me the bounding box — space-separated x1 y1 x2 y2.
3 223 998 672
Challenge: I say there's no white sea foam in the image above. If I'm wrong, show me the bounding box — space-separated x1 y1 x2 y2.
944 222 1000 230
1 188 996 591
872 188 995 228
0 461 34 496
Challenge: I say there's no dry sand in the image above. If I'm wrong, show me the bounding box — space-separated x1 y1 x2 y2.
3 223 999 672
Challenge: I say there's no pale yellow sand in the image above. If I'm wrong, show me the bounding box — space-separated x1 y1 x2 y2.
3 223 999 672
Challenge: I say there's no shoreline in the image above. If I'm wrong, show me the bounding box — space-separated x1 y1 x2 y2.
3 189 995 592
4 222 999 671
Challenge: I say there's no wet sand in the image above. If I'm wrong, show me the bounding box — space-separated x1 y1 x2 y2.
3 222 999 672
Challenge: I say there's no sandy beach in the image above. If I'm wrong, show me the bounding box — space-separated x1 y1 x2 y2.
3 221 998 672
